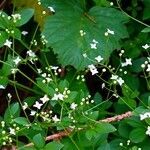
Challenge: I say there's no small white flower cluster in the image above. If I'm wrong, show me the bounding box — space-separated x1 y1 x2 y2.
5 28 15 34
119 49 125 57
0 121 20 146
26 50 38 64
33 95 50 110
80 30 86 36
11 13 21 22
80 95 94 106
121 58 132 67
146 126 150 136
46 66 62 76
41 35 48 45
39 110 53 122
41 72 52 83
88 64 98 75
11 56 22 74
52 88 70 101
141 57 150 72
70 102 78 110
90 39 98 49
76 74 85 82
142 44 150 50
110 74 124 86
30 39 37 46
140 112 150 120
105 28 114 36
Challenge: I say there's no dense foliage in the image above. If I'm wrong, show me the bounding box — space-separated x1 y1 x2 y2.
0 0 150 149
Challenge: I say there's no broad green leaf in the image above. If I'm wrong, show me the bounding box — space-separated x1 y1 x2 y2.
42 1 128 69
0 55 14 76
118 122 131 138
4 102 20 124
44 141 64 150
33 133 45 149
129 128 146 143
0 76 9 89
0 31 8 47
141 27 150 33
0 11 10 29
95 122 116 134
14 117 29 126
15 8 34 26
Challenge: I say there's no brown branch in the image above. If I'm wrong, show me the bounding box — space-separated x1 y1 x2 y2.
23 111 132 148
101 111 132 123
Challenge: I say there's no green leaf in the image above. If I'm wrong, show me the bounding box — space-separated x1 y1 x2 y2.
95 122 116 134
4 102 20 124
15 8 34 26
33 133 45 149
14 117 29 126
42 1 128 69
86 122 116 140
13 28 21 40
129 128 146 143
44 141 64 150
0 31 8 47
141 27 150 33
0 11 9 29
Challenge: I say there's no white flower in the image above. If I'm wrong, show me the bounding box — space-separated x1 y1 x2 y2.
101 83 105 89
48 6 55 12
70 102 78 110
146 126 150 136
83 53 87 58
11 68 18 74
95 55 103 62
27 50 36 57
0 85 5 89
125 58 132 65
142 44 150 49
110 75 118 80
4 39 12 48
9 128 16 135
7 93 12 99
52 115 60 122
21 31 28 36
13 56 21 65
107 28 114 35
22 102 28 110
121 58 132 67
146 64 150 72
92 39 98 44
117 77 124 86
88 64 98 75
140 112 150 120
90 43 97 49
33 101 43 109
40 95 49 103
110 75 124 86
30 110 36 116
11 14 21 21
52 93 64 101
